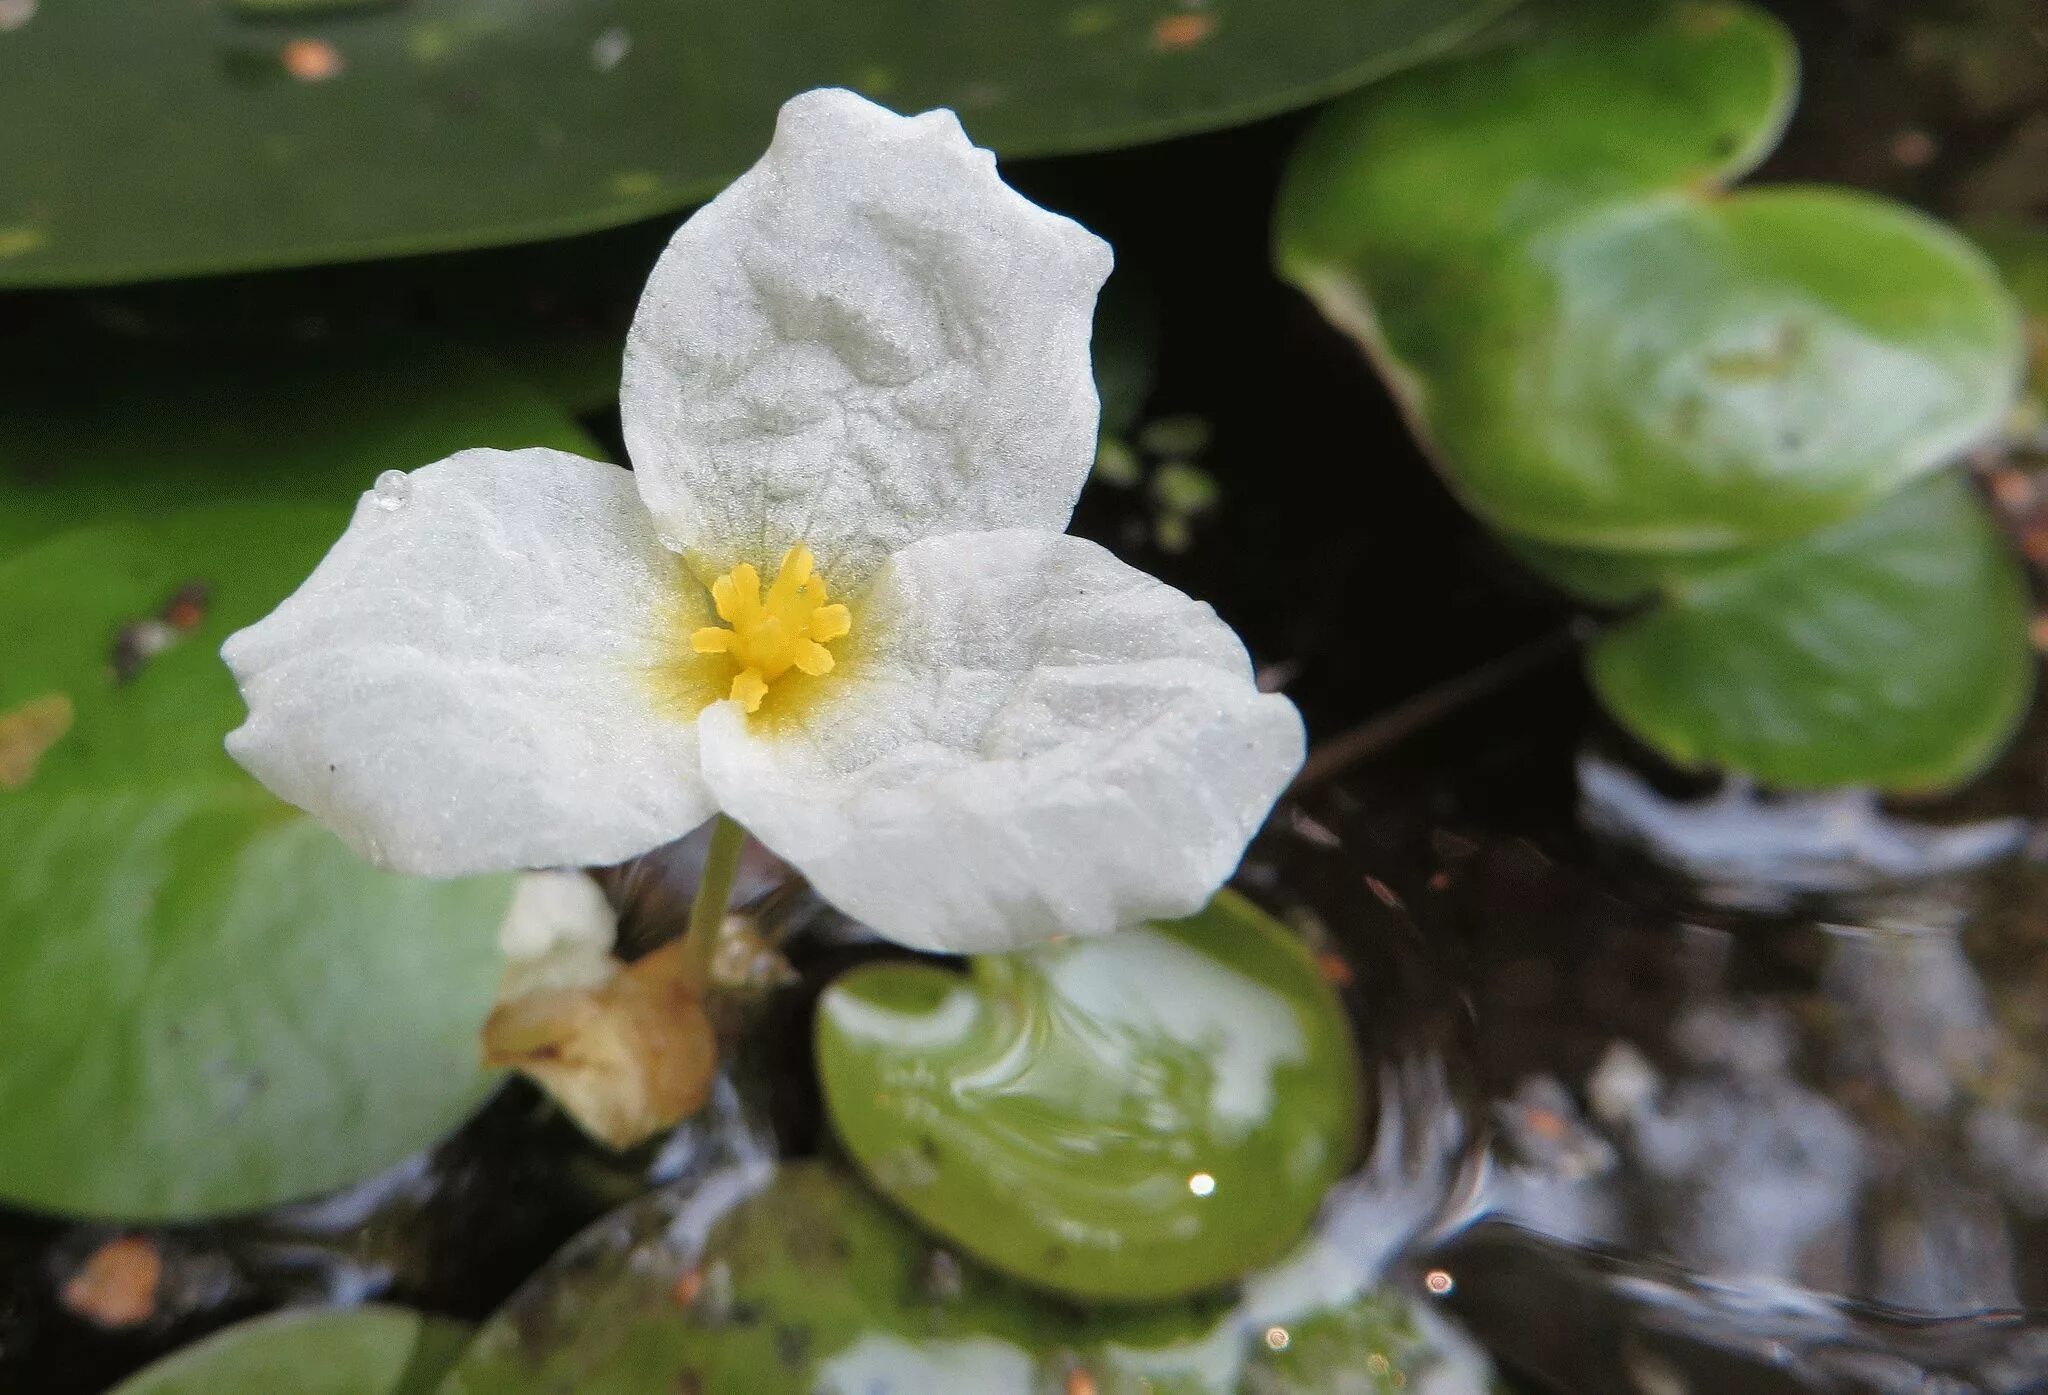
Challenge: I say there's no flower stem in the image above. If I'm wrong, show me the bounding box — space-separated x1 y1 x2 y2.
682 813 747 990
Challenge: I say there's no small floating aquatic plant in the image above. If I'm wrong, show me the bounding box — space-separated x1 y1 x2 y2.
221 89 1304 955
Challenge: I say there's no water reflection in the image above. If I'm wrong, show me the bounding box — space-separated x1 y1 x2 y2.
1265 713 2048 1392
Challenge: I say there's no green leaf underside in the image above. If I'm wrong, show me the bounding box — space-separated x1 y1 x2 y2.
0 338 600 562
814 890 1360 1303
1274 1 2021 553
1587 473 2035 792
0 0 1518 286
0 505 510 1219
438 1162 1493 1395
110 1306 471 1395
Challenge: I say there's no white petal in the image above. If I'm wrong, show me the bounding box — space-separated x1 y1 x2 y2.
621 88 1114 590
696 531 1304 951
223 448 714 877
497 871 621 999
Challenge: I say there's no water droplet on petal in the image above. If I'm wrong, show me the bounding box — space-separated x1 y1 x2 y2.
371 470 411 511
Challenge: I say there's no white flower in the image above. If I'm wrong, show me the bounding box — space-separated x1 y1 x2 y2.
220 88 1305 953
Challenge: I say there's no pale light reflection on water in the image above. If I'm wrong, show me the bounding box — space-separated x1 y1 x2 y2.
1261 707 2048 1392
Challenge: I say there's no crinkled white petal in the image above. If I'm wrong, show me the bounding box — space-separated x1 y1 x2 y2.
696 530 1305 951
621 87 1115 590
222 448 714 877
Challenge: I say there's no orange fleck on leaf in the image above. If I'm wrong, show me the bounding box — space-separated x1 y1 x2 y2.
0 692 73 790
282 37 344 82
1316 951 1354 987
1523 1107 1569 1141
2029 614 2048 652
672 1267 705 1307
61 1236 161 1329
1065 1370 1100 1395
1150 12 1216 51
161 582 211 633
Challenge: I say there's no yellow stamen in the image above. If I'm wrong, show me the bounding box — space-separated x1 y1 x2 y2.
693 544 851 713
730 668 769 712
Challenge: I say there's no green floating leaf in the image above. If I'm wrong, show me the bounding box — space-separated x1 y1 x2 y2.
815 891 1359 1303
1275 1 2022 552
111 1306 470 1395
0 0 1518 287
0 504 511 1220
438 1161 1496 1395
1972 220 2048 413
0 338 599 561
1586 472 2035 792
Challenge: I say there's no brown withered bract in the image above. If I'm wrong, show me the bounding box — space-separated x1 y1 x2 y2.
482 938 716 1150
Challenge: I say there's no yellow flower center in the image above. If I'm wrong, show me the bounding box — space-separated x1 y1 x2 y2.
690 544 852 713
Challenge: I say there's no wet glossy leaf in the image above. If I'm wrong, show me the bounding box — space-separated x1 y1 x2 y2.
0 0 1518 287
438 1161 1497 1395
111 1306 470 1395
0 505 511 1220
1587 473 2035 792
0 338 599 560
1275 2 2022 552
814 891 1360 1302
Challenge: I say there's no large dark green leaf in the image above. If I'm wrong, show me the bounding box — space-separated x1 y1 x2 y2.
438 1162 1498 1395
1275 2 2022 552
815 891 1359 1303
0 505 511 1219
0 339 599 560
110 1306 470 1395
0 0 1518 286
1586 473 2035 792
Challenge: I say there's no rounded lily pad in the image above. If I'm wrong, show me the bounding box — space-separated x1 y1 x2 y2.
0 0 1519 287
1586 472 2035 792
1276 1 1797 265
1275 1 2023 552
814 891 1360 1303
0 504 512 1220
438 1161 1498 1395
110 1306 471 1395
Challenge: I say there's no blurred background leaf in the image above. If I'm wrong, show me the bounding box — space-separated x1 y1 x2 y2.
0 500 511 1220
0 338 599 559
109 1307 469 1395
1272 0 2034 792
0 0 1519 286
1274 1 2020 554
1586 472 2034 792
439 1161 1499 1394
